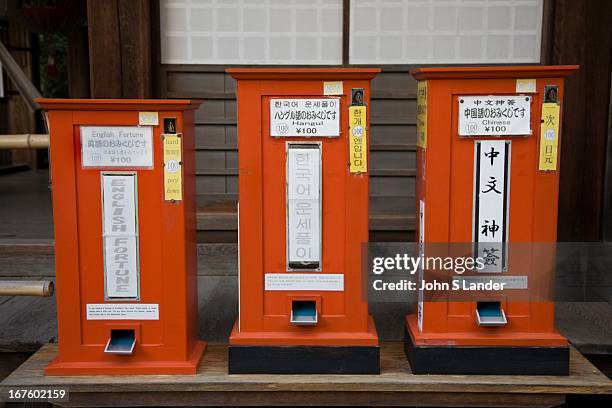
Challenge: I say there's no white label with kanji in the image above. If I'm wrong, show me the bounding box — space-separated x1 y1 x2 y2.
271 98 340 137
286 145 321 268
81 126 153 167
459 95 531 136
473 140 510 272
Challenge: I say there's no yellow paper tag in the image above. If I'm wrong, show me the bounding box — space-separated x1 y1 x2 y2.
538 103 560 171
163 134 182 201
416 81 427 148
349 105 367 173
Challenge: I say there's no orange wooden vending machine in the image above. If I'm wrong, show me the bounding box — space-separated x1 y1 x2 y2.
405 66 578 375
38 99 205 375
227 68 380 374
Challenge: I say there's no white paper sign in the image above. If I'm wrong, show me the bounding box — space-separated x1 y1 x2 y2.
474 140 510 272
102 174 140 299
86 304 159 320
81 126 153 167
287 145 321 268
271 98 340 137
459 95 531 136
265 273 344 291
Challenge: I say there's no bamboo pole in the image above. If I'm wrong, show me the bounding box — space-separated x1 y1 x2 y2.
0 280 54 297
0 134 49 149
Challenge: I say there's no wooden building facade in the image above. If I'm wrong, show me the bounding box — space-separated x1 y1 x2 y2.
2 0 611 243
80 0 612 242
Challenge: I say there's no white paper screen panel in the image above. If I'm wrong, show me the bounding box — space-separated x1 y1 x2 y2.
160 0 343 64
350 0 544 64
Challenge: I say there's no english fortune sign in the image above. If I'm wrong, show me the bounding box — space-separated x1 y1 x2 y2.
459 95 531 136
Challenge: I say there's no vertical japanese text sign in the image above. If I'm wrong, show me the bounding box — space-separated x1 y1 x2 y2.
474 140 511 272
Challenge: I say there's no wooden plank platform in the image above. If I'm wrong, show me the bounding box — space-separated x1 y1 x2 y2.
1 343 610 407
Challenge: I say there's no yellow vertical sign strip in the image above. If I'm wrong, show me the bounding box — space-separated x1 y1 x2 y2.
416 81 428 149
538 103 560 171
349 105 367 173
163 134 182 201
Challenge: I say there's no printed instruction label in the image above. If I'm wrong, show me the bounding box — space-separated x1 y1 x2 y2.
416 81 428 148
538 103 560 171
270 98 340 137
81 126 153 168
459 95 531 136
86 304 159 320
265 273 344 291
163 134 183 200
349 105 367 173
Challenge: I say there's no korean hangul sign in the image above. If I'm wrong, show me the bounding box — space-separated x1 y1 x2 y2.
349 105 367 173
459 95 531 136
81 126 153 168
270 98 340 137
286 144 321 269
473 140 511 272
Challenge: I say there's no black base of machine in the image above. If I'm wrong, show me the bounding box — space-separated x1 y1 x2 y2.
228 345 380 374
404 325 569 375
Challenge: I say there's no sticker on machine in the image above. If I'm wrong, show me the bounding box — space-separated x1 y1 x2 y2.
270 98 340 137
458 95 531 136
265 273 344 291
86 304 159 320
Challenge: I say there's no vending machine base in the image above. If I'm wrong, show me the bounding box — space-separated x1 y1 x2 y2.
404 316 569 375
45 341 206 376
228 320 380 374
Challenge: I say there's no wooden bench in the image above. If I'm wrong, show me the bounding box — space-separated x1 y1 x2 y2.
1 342 610 407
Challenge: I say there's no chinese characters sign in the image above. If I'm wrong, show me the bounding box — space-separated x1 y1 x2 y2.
163 134 182 201
286 144 321 269
270 98 339 137
81 126 153 168
349 105 367 173
102 174 140 299
459 96 531 136
538 103 560 171
416 81 427 148
473 140 511 272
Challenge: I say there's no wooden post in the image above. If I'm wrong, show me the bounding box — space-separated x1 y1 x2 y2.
86 0 152 98
552 0 612 241
67 27 90 98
